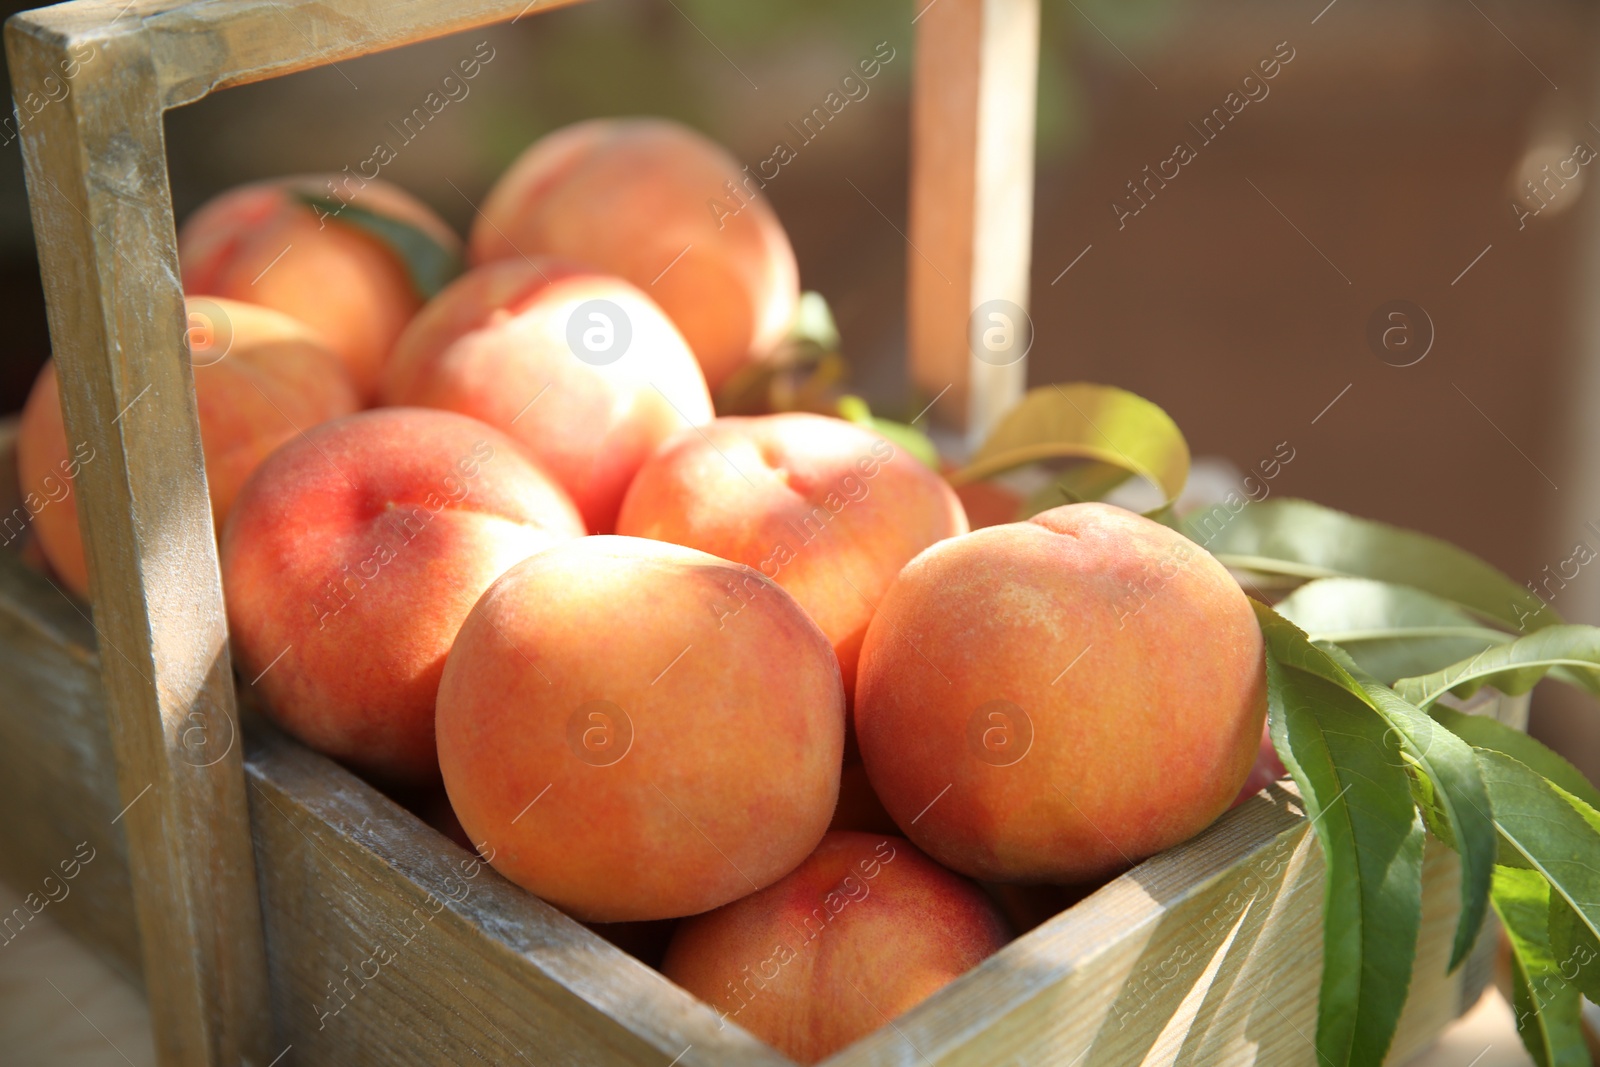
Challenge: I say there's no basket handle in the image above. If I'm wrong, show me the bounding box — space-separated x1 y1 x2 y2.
908 0 1040 449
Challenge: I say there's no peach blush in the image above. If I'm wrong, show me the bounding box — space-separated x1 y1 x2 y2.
382 257 711 532
220 407 584 784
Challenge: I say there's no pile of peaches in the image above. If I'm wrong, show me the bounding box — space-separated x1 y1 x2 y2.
14 119 1269 1062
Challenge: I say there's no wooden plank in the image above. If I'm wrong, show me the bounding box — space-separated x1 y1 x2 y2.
0 550 140 986
826 789 1487 1067
244 725 792 1067
0 430 141 983
907 0 1040 447
6 19 270 1067
11 0 591 108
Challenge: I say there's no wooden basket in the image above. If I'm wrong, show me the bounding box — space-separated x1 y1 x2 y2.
0 2 1509 1064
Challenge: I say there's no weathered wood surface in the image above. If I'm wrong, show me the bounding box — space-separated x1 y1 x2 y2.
245 724 791 1067
0 547 140 986
0 545 1503 1066
12 0 589 106
7 15 271 1065
907 0 1040 446
826 793 1487 1067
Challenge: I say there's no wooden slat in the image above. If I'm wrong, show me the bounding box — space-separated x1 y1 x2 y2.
0 434 140 981
826 789 1487 1067
5 18 271 1067
244 725 792 1067
0 551 140 986
12 0 590 107
907 0 1040 447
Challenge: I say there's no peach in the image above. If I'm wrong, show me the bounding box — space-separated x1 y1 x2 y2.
616 413 968 699
435 536 844 922
855 502 1267 883
661 831 1010 1064
220 408 584 784
468 118 799 390
15 298 359 598
382 257 713 532
179 175 461 398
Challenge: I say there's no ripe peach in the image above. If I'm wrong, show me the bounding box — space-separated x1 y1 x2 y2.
616 413 968 699
468 118 799 390
661 831 1010 1064
855 503 1267 883
179 175 461 398
382 257 713 532
435 536 845 923
220 408 584 784
15 298 359 599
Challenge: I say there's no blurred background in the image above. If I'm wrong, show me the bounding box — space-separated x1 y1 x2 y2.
0 0 1597 782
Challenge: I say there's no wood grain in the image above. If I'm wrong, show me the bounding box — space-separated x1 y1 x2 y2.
907 0 1040 447
825 791 1489 1067
244 724 792 1067
12 0 590 107
7 14 269 1067
0 551 139 987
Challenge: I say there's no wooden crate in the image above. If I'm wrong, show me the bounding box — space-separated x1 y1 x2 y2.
0 2 1509 1064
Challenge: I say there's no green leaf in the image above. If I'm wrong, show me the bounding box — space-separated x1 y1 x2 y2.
294 193 462 300
1394 625 1600 708
1492 865 1592 1067
1188 500 1557 633
1431 709 1600 813
717 291 850 418
1017 461 1135 519
1342 666 1496 971
947 384 1190 514
836 395 940 470
1477 750 1600 953
1548 893 1600 1003
1274 578 1514 685
1263 650 1426 1067
1253 601 1370 703
1257 605 1495 974
787 290 840 351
